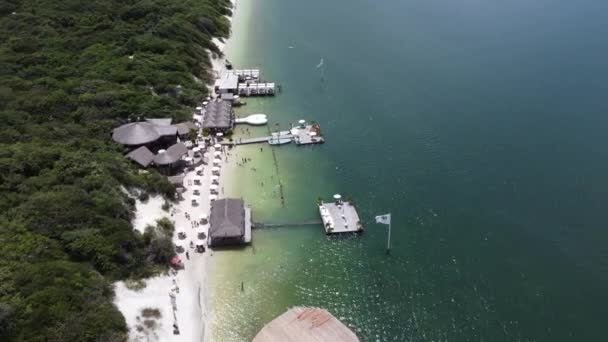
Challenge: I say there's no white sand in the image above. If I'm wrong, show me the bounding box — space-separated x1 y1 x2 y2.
115 142 233 342
114 2 240 340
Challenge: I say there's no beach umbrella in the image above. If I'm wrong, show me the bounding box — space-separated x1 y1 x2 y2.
195 239 205 247
203 101 209 106
214 143 221 149
157 149 166 154
205 96 211 101
211 166 220 172
333 194 342 200
309 131 317 137
209 194 218 201
298 120 306 125
213 158 221 165
191 185 201 191
209 184 218 190
216 132 224 137
213 151 222 156
199 213 208 221
194 165 203 172
193 147 200 153
170 256 182 266
195 106 203 111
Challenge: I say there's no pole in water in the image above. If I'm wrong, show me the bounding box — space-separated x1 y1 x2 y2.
386 221 392 254
241 281 244 292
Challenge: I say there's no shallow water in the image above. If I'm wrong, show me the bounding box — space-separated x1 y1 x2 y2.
208 0 608 340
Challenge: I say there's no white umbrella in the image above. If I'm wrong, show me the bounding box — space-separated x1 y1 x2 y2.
157 149 166 154
193 147 200 152
213 151 222 156
211 166 220 172
333 194 342 200
209 194 217 201
191 185 201 191
216 132 224 137
195 106 203 110
184 157 193 162
205 96 211 101
199 213 208 221
195 165 203 172
213 158 221 164
210 175 219 181
214 143 221 149
195 239 205 247
209 184 218 190
309 131 317 137
298 119 306 125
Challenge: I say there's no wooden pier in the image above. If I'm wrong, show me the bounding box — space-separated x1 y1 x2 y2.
222 122 325 146
252 220 322 229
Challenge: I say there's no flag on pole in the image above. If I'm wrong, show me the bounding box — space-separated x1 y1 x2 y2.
375 213 391 225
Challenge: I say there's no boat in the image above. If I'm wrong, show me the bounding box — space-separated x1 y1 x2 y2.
268 136 292 145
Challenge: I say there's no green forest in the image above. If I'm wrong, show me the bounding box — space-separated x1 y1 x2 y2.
0 0 231 340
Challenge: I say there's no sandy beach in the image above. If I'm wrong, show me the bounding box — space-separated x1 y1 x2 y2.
114 138 234 341
113 2 241 341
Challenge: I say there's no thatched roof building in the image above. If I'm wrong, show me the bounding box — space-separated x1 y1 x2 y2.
112 122 161 146
253 307 359 342
153 142 188 165
208 198 246 246
203 100 233 132
125 146 155 167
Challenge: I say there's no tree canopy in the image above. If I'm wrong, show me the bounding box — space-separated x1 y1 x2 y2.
0 0 231 340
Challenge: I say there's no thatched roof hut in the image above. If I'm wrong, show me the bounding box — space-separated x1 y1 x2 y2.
253 307 359 342
112 122 161 146
125 146 155 167
153 142 188 165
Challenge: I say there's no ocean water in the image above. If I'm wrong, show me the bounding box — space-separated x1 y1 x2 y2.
208 0 608 340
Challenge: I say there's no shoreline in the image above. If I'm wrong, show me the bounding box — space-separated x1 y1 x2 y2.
112 1 244 341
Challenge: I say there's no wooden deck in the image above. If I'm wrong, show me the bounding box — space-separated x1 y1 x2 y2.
253 307 359 342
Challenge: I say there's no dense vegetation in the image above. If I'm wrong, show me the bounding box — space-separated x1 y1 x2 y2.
0 0 231 340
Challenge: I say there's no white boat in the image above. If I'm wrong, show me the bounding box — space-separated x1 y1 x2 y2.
268 137 292 145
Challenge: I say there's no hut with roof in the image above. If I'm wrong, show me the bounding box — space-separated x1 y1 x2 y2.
207 198 252 247
111 121 177 151
253 307 359 342
203 100 234 133
153 142 188 173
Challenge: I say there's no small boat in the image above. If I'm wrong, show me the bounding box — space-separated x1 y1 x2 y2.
268 137 292 145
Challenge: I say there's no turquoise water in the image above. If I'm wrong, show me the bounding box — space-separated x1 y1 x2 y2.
209 0 608 340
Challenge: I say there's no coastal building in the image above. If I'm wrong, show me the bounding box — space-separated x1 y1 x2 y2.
253 307 359 342
174 121 198 139
214 72 239 94
203 100 234 133
207 198 252 247
125 146 155 168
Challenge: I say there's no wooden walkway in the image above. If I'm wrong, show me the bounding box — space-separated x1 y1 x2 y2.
222 136 272 145
252 220 322 229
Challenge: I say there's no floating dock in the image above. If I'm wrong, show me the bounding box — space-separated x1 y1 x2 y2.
319 194 363 234
222 120 325 146
238 83 276 96
233 69 260 82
